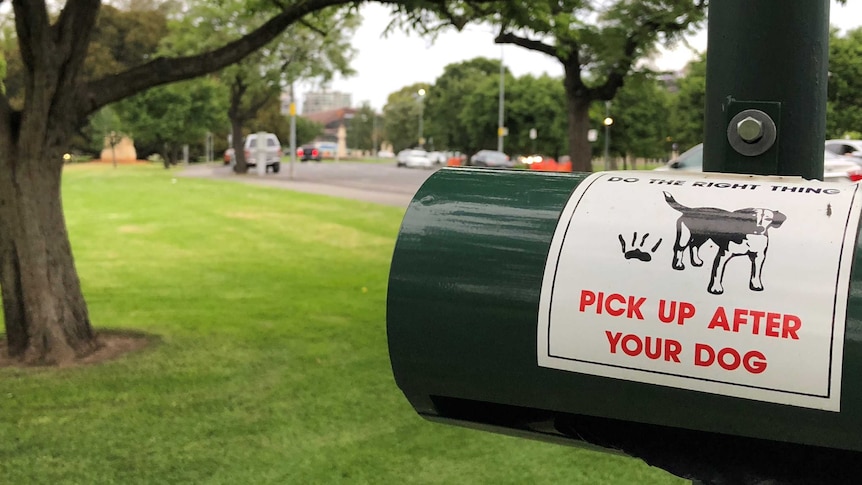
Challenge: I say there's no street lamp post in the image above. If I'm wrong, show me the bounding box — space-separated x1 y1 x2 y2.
372 112 378 156
603 101 614 171
289 84 296 180
498 45 505 153
417 88 426 148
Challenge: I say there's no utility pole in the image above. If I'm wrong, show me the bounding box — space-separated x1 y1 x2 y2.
417 89 426 148
603 102 613 171
497 45 505 153
289 83 297 180
372 112 378 156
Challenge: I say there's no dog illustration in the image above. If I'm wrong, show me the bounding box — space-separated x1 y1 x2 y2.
663 191 786 295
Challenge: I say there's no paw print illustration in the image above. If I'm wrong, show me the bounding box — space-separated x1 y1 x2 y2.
618 232 662 262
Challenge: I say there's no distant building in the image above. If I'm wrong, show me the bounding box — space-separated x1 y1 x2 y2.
656 68 688 93
304 107 357 140
303 107 357 158
302 90 352 114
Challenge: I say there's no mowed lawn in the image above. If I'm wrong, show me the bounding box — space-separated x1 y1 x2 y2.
0 164 683 484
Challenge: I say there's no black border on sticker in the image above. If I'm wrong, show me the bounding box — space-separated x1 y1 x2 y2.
544 176 860 400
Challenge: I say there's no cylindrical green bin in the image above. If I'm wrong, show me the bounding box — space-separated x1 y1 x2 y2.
387 167 862 480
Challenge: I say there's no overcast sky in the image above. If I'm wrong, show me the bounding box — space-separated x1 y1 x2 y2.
317 1 862 112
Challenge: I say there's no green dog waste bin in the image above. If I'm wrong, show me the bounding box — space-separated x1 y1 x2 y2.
388 167 862 483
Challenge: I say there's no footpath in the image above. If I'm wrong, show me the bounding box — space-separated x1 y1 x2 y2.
178 163 415 208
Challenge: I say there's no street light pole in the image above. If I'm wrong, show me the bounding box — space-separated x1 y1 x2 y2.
498 45 505 153
417 88 426 148
372 112 378 156
289 83 297 180
603 101 614 171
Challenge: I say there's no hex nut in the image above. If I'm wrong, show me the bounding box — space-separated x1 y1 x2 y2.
727 109 777 157
737 117 764 143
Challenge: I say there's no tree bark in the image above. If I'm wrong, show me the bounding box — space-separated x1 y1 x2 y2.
230 117 248 173
0 149 95 364
563 66 594 173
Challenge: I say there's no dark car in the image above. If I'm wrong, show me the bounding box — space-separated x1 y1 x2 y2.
298 145 322 162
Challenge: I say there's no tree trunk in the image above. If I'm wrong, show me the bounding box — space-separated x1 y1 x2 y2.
0 0 370 366
0 149 96 364
563 67 594 173
565 94 594 173
230 117 248 174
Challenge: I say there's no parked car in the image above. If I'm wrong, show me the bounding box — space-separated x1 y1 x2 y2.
317 142 338 159
468 149 513 168
377 150 395 159
223 148 234 165
297 144 322 162
655 143 860 182
825 139 862 166
396 149 433 168
231 132 282 173
825 150 862 181
653 144 704 172
426 151 447 165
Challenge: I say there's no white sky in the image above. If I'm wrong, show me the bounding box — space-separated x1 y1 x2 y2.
320 1 862 111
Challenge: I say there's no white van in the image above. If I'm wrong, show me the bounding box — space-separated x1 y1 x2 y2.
231 132 283 173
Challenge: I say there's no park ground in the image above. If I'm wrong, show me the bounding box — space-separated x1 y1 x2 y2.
0 163 684 484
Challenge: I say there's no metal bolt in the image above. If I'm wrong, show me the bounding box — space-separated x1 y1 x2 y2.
737 116 763 143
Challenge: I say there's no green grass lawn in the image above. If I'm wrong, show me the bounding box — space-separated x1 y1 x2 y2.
0 164 683 484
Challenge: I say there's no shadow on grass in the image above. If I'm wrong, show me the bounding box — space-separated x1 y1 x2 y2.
0 328 160 369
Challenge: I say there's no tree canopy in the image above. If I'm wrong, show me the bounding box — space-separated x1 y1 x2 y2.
667 54 706 153
395 56 679 162
382 82 429 152
116 77 228 162
827 26 862 139
0 0 500 364
423 57 505 154
450 0 707 171
159 0 359 171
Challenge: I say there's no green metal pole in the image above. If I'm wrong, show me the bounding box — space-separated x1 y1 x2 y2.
703 0 830 179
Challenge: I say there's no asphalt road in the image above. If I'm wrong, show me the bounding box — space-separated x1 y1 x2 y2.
180 160 441 207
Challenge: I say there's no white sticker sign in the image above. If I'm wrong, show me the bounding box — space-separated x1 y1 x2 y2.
537 171 862 411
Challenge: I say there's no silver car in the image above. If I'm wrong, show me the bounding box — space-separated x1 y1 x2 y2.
231 132 283 173
825 139 862 167
655 143 859 181
468 150 513 168
396 149 432 169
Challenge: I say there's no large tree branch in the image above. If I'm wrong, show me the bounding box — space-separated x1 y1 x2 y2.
494 31 560 60
593 31 640 101
376 0 500 35
299 18 328 37
80 0 353 116
594 8 706 101
0 92 12 143
79 0 499 117
11 0 51 74
54 1 101 66
53 1 101 91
